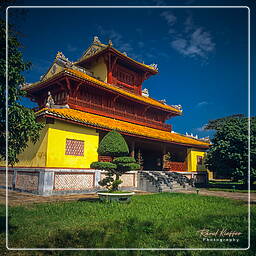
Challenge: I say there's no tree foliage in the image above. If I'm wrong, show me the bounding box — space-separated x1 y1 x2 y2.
0 18 44 166
91 131 140 191
98 130 129 157
205 115 256 183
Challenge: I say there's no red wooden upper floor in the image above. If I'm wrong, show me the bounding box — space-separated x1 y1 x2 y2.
22 37 183 132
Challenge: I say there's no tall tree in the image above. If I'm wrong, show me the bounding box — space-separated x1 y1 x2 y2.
0 15 43 166
205 115 256 184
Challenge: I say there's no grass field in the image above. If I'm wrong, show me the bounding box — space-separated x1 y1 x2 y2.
0 193 255 256
207 188 256 193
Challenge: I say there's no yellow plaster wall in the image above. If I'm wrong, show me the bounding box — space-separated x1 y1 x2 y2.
46 120 99 168
207 170 214 180
88 57 107 82
186 148 207 172
10 126 49 167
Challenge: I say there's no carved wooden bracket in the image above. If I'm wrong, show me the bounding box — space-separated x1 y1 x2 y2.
65 77 71 92
72 81 83 97
113 94 119 102
142 105 150 115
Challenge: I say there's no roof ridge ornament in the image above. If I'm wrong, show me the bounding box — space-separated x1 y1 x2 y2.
159 99 167 105
171 104 182 111
108 39 113 46
142 88 149 97
55 51 73 67
93 36 101 44
200 137 211 143
149 63 158 70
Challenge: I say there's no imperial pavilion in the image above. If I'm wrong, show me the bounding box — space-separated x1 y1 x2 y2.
0 37 212 195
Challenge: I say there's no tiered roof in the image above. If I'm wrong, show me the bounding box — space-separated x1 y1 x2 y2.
23 68 182 114
37 108 209 148
76 37 158 74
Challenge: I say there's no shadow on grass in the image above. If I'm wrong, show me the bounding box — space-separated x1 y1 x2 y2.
0 215 17 235
34 214 251 251
37 218 157 249
77 198 100 203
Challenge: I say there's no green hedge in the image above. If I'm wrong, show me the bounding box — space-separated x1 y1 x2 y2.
113 156 136 164
117 163 140 172
98 131 129 157
90 161 117 170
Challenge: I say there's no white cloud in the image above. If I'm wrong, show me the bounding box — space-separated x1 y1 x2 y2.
196 101 209 108
160 11 177 26
96 26 166 63
195 125 207 132
171 27 215 59
160 11 215 60
97 26 134 54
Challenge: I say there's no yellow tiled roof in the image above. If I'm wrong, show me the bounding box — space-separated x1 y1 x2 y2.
77 44 157 72
37 108 209 147
25 68 182 114
66 68 181 113
109 47 157 72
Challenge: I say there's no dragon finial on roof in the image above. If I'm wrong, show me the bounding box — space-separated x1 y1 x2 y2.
93 36 101 44
108 39 113 46
149 63 158 70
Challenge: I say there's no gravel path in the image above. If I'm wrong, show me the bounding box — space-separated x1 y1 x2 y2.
0 188 255 206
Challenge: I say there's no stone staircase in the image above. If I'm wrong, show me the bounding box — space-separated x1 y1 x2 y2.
138 171 195 193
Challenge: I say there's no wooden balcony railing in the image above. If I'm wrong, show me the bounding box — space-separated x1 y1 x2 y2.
68 97 172 131
164 161 187 172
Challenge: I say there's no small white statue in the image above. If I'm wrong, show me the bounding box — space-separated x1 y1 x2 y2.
108 39 113 46
93 36 101 44
142 88 149 97
45 91 55 108
159 99 166 104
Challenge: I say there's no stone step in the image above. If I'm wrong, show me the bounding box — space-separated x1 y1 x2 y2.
139 171 194 193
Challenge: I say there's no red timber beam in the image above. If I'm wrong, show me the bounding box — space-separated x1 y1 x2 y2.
65 77 71 92
72 81 83 98
104 53 118 84
63 72 180 115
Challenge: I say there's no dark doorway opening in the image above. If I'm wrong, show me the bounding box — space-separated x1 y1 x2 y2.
138 148 163 171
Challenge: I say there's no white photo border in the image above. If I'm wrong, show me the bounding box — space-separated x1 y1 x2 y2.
5 5 251 251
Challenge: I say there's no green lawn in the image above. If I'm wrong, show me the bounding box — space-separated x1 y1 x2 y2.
207 188 256 193
0 193 255 256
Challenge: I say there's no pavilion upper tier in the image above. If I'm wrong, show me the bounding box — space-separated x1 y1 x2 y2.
22 37 183 131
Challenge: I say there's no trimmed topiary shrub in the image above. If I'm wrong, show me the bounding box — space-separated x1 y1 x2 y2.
90 162 117 170
98 130 129 157
113 156 136 164
91 130 140 192
116 163 140 173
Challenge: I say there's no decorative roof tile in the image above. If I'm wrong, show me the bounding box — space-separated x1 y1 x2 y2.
66 68 181 113
37 108 209 148
25 68 182 114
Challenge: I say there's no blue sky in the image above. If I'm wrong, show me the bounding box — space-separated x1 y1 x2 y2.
8 0 254 138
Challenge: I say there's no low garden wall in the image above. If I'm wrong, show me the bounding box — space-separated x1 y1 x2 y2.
0 167 138 196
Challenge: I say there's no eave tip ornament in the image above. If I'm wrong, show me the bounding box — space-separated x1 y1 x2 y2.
171 104 183 111
149 63 158 70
